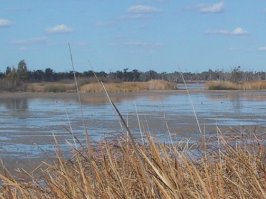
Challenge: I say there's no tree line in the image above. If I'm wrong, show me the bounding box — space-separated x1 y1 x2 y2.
0 60 265 90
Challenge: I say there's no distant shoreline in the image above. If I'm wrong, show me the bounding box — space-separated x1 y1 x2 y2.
207 80 266 90
1 87 266 99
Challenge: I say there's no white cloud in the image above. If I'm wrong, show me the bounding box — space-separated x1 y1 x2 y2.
231 27 248 35
124 41 163 48
207 27 248 36
46 24 73 34
197 1 224 13
127 5 160 14
121 4 160 21
258 46 266 51
0 19 12 27
120 14 151 20
11 37 47 45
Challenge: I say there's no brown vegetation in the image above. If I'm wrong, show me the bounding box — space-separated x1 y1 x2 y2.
0 80 176 93
0 133 266 198
26 83 75 92
207 80 266 90
80 80 177 93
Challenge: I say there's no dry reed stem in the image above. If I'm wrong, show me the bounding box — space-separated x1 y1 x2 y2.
1 133 266 199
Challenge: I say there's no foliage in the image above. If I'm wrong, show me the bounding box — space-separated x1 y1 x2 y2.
17 60 28 81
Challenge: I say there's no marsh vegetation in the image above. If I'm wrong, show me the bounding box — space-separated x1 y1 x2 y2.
1 132 266 198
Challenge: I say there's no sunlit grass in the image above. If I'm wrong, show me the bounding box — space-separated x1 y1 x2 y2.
0 132 266 198
25 80 176 93
80 80 177 93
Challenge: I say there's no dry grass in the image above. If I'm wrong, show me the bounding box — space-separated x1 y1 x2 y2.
0 133 266 199
207 80 266 90
26 83 75 92
25 80 176 93
80 80 177 93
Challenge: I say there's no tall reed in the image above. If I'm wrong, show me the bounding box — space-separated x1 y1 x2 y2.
0 132 265 198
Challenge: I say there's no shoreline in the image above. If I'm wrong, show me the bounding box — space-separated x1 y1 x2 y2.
1 88 266 98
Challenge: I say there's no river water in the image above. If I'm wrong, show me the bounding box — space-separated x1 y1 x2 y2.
0 87 265 164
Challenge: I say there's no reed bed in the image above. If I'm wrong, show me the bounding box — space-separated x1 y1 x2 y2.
80 80 176 93
0 132 266 199
25 80 176 93
207 80 266 90
27 82 75 92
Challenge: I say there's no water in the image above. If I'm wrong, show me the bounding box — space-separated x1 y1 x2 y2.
0 88 265 160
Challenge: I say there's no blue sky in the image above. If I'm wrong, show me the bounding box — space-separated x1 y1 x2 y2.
0 0 266 72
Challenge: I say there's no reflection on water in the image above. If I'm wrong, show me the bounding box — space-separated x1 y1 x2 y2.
230 94 242 114
80 93 168 104
2 98 28 112
206 91 266 115
177 83 206 90
0 89 266 159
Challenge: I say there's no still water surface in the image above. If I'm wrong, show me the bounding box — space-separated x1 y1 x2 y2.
0 89 265 159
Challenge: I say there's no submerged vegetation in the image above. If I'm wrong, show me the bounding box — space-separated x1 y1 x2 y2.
0 132 266 198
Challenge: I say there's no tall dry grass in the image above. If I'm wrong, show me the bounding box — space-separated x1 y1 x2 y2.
80 80 176 93
26 82 75 92
207 80 266 90
0 132 266 199
25 80 176 93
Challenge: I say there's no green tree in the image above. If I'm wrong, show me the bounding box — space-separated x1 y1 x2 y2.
17 60 28 81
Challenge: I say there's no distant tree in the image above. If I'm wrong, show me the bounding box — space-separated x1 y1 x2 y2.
84 70 94 78
5 66 11 76
132 69 140 81
0 71 4 78
44 68 54 81
231 66 242 83
17 60 28 81
6 67 17 80
32 70 45 82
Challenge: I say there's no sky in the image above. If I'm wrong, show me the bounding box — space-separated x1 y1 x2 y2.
0 0 266 72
